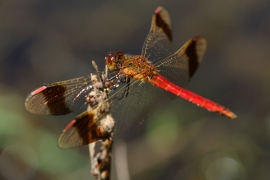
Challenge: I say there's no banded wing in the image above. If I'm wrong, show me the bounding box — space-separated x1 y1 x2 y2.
25 71 117 148
58 109 114 149
25 75 96 115
156 36 207 99
141 7 207 99
142 6 172 63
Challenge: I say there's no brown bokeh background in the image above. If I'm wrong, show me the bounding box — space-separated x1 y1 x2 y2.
1 0 270 179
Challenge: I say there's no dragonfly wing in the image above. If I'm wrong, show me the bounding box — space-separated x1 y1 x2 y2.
156 36 207 99
142 6 172 63
58 109 113 149
108 79 161 134
25 75 96 115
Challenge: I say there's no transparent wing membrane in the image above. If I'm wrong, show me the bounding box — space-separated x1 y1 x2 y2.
109 79 161 134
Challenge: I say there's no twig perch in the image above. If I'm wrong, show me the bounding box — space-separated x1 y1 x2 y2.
87 61 115 180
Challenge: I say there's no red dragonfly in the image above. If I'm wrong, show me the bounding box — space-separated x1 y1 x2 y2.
25 7 236 148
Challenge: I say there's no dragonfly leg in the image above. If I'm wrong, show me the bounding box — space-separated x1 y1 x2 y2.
122 77 130 98
107 74 117 81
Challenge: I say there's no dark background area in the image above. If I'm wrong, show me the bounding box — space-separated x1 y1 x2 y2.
1 0 270 179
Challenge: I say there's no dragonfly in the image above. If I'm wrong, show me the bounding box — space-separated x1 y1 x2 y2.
25 6 237 148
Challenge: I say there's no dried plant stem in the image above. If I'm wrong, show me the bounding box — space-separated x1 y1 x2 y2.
89 138 113 180
88 61 115 180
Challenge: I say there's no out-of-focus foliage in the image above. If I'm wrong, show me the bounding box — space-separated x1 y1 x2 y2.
1 0 270 179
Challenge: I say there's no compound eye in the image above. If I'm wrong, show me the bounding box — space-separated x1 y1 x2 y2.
105 54 116 70
105 51 124 71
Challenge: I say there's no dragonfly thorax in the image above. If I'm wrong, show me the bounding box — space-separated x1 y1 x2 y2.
123 56 157 82
106 51 158 82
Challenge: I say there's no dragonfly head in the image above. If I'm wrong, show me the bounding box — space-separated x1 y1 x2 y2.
105 51 125 71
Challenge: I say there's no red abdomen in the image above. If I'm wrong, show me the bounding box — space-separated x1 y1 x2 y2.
151 74 236 119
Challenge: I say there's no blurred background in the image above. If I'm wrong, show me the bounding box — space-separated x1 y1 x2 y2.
0 0 270 179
